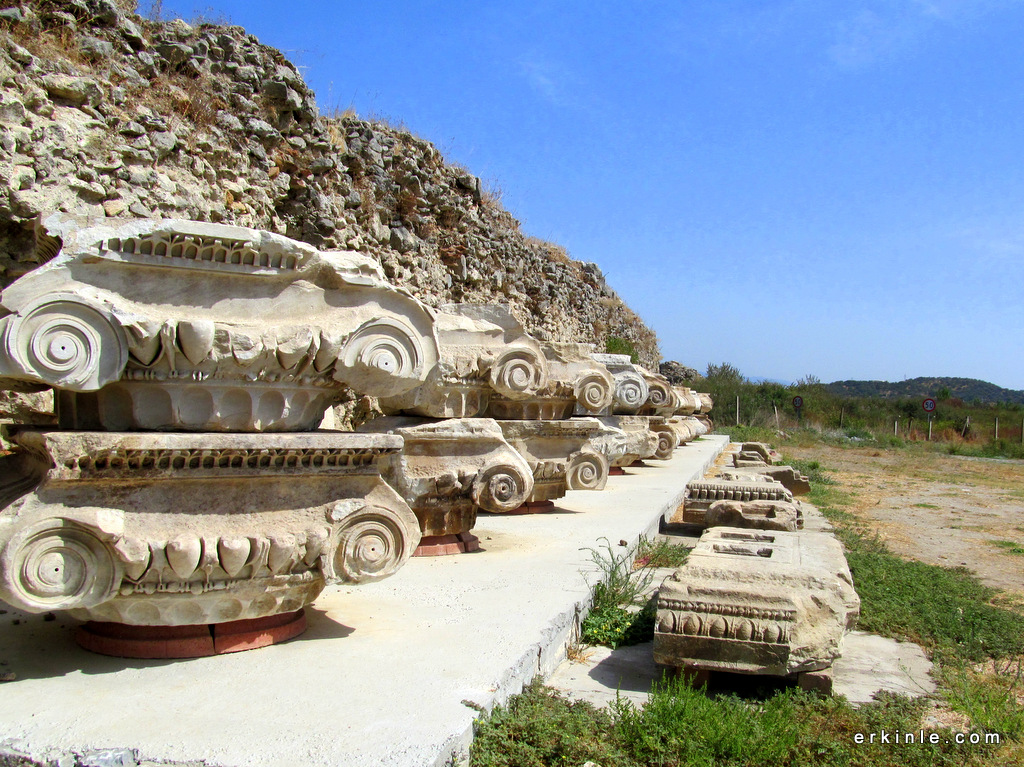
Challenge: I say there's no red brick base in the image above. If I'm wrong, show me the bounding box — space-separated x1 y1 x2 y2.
413 532 481 556
75 610 307 658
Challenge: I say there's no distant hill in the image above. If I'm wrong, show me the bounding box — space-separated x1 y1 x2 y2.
826 377 1024 405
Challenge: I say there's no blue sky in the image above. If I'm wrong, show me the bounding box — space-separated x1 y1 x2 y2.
147 1 1024 388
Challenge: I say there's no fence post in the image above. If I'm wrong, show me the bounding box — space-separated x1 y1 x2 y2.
735 395 740 426
839 406 845 429
995 417 999 440
908 417 913 439
894 418 898 436
774 404 780 430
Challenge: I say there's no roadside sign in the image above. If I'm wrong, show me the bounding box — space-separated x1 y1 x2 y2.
792 396 803 409
922 398 936 413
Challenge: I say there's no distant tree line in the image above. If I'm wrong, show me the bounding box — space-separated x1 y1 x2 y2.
698 363 1024 456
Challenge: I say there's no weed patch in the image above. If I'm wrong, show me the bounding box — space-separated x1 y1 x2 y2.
470 679 992 766
632 537 690 569
991 540 1024 556
941 658 1024 740
581 601 656 649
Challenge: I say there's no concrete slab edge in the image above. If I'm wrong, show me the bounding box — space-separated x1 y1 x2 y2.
435 435 729 767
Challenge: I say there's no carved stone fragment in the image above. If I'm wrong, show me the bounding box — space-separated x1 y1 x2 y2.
680 478 794 525
378 303 547 418
357 417 534 551
589 353 649 414
0 429 421 625
496 418 610 504
590 415 659 468
486 341 614 420
654 528 860 677
0 217 441 431
723 465 811 495
704 499 803 532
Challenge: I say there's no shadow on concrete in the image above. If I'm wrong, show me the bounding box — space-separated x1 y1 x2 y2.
302 606 356 641
586 642 666 694
0 605 356 682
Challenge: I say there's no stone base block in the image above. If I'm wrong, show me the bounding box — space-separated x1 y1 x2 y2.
413 533 481 557
797 667 834 696
609 466 626 476
75 610 307 658
508 500 556 514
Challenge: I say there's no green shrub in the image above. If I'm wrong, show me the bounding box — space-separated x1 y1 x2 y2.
605 336 638 363
581 601 656 649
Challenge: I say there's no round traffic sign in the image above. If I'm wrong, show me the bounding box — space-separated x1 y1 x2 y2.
792 396 803 409
922 398 936 413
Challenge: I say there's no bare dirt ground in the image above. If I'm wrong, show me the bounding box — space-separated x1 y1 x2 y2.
786 443 1024 601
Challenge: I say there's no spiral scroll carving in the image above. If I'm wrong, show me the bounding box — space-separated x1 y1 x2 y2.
0 518 122 612
472 464 532 513
489 350 547 399
575 372 613 413
647 381 672 408
340 318 425 395
4 299 126 391
566 451 609 491
653 429 677 460
613 373 649 411
333 507 415 584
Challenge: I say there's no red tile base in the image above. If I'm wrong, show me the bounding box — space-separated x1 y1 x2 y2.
508 500 556 515
413 532 481 556
609 467 626 476
75 610 307 658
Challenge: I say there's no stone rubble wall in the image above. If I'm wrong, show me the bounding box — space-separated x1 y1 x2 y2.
0 0 659 370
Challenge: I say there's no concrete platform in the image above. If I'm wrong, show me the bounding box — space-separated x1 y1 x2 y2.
0 435 729 767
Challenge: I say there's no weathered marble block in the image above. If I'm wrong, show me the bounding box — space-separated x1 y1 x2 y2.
357 417 534 550
696 393 714 415
680 478 794 525
0 217 440 431
378 304 549 419
654 527 860 677
647 416 680 460
672 386 699 416
667 415 707 446
588 353 649 415
637 369 680 417
723 465 811 495
704 499 803 532
738 442 781 465
496 418 609 505
591 415 659 468
0 429 421 625
486 341 614 420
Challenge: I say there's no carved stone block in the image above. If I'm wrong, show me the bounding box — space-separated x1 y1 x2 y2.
654 528 860 676
0 429 421 625
723 465 811 495
680 479 793 525
0 217 441 431
357 417 534 542
486 341 614 420
704 499 803 532
589 353 649 415
496 418 609 504
379 304 548 419
590 415 659 468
